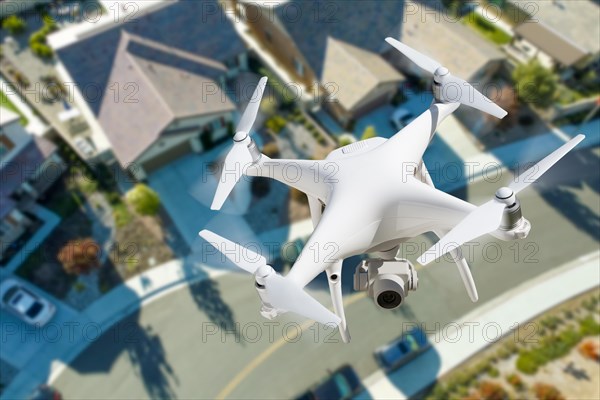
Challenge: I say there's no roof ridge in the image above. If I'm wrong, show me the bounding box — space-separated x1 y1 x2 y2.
126 32 227 72
125 51 175 122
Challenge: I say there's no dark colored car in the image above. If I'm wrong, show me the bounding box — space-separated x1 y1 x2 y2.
296 365 362 400
28 385 62 400
374 327 430 371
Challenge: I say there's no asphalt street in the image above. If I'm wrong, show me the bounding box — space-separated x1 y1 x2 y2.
53 148 600 399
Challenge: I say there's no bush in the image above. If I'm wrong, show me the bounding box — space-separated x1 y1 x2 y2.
578 339 600 361
261 141 279 158
533 383 565 400
516 327 582 374
265 115 287 134
506 373 525 391
31 42 53 58
126 184 161 216
57 238 101 275
512 60 558 109
361 125 377 140
478 381 508 400
579 315 600 336
2 15 26 34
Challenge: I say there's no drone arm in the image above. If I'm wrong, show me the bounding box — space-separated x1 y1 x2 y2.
246 157 330 201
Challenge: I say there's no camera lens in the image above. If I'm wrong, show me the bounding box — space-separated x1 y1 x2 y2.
377 290 402 309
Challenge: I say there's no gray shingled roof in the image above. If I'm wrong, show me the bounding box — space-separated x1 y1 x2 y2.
321 37 403 111
514 21 587 66
400 1 504 79
57 0 245 115
509 0 600 55
273 0 405 79
97 33 236 165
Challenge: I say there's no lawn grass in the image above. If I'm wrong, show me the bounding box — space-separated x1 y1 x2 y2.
0 90 28 125
462 12 512 45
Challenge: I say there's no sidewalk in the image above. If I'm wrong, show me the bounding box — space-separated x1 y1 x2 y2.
361 251 600 399
0 77 49 136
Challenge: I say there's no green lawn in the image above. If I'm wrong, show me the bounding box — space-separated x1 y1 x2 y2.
0 90 28 125
462 12 512 45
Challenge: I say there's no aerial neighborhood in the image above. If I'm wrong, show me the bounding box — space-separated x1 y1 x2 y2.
0 0 598 399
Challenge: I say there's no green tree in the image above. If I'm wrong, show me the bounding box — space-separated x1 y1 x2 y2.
126 184 161 216
512 60 558 109
361 125 377 140
2 15 26 34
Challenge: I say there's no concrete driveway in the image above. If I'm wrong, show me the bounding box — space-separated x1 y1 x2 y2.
147 143 253 249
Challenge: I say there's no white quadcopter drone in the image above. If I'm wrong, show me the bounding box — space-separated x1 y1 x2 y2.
200 38 585 343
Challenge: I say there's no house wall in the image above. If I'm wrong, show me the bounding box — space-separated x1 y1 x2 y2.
0 0 51 17
242 3 316 88
130 111 234 180
0 210 31 258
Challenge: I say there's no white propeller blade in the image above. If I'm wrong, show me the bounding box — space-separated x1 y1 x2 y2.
199 229 265 273
443 75 507 119
266 274 341 327
199 230 340 327
236 77 268 134
419 134 585 265
385 37 507 119
418 200 506 265
211 143 253 210
385 37 440 73
510 134 585 194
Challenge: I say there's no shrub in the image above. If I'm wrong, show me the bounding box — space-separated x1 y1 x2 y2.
361 125 377 140
533 383 565 400
512 60 558 109
261 141 279 158
487 366 500 378
579 316 600 336
478 381 508 400
2 15 26 34
265 115 287 134
58 238 101 275
30 42 53 58
578 340 600 361
516 327 582 374
506 373 525 391
126 184 160 216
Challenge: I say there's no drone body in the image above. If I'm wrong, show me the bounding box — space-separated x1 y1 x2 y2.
200 39 585 343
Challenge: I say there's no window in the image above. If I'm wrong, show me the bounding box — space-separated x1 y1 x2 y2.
294 58 304 77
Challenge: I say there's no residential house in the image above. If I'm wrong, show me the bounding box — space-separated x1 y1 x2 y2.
0 108 65 263
240 0 406 127
51 0 248 180
0 0 51 17
391 1 507 135
507 0 600 81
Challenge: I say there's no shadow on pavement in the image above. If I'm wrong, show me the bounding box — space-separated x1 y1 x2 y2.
535 147 600 241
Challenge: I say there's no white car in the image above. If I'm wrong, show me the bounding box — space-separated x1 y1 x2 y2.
0 279 56 326
390 108 415 131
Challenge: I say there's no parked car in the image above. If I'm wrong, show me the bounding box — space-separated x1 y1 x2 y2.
0 279 56 326
295 365 362 400
374 327 430 371
390 107 415 131
28 385 62 400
